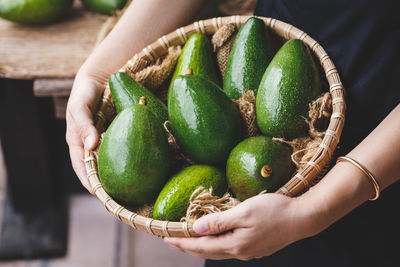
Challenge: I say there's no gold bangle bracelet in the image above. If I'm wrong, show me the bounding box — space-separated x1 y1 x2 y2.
336 156 380 201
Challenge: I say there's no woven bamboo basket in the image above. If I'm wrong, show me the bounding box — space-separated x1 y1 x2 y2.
84 15 346 238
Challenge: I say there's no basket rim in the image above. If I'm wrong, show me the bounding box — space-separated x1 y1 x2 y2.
84 15 346 238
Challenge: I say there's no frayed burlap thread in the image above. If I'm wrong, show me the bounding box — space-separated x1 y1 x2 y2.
123 46 182 91
163 121 195 165
234 90 260 137
181 187 240 224
308 92 332 136
273 92 332 171
211 23 237 78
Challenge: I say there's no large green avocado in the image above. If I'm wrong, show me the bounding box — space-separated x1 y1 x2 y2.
168 74 242 166
98 102 170 206
223 17 273 100
226 136 294 201
170 33 220 86
82 0 126 15
0 0 73 24
256 39 322 139
153 165 227 221
109 72 168 123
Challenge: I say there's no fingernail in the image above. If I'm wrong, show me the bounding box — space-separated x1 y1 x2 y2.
193 218 208 234
84 135 94 150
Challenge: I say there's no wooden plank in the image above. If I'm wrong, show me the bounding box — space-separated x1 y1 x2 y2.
33 78 74 97
33 78 73 119
0 2 110 80
53 96 69 119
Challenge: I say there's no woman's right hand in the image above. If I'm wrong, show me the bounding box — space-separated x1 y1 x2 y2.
66 71 107 193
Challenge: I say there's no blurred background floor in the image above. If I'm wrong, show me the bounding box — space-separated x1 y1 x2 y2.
0 189 204 267
0 117 204 267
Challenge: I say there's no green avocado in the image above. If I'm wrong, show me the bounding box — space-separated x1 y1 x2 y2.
98 102 170 206
0 0 73 24
153 165 227 221
223 17 273 100
256 39 322 139
226 136 294 201
109 72 168 123
82 0 126 15
170 33 220 87
168 74 242 166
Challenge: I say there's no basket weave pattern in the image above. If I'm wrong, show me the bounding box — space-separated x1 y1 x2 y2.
84 16 346 238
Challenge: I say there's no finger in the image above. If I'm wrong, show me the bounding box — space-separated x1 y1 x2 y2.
69 144 94 194
167 242 230 260
178 250 231 260
164 232 234 256
192 207 245 235
67 106 99 151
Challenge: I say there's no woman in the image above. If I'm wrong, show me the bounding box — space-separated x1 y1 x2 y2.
66 0 400 266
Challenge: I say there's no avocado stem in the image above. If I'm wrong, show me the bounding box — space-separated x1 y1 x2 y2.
139 96 147 105
261 165 272 178
184 67 193 76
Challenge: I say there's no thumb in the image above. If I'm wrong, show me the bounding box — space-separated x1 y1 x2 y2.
81 123 99 151
69 104 99 151
193 208 241 235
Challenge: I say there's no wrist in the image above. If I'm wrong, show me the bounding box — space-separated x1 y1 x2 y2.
293 162 373 238
68 71 106 113
76 64 110 86
290 193 327 240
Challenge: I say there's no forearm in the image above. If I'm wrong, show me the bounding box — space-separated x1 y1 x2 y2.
78 0 209 82
299 104 400 236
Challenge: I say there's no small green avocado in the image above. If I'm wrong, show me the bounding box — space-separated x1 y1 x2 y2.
226 136 294 201
168 74 242 166
98 99 170 206
256 39 322 139
82 0 127 15
153 165 227 221
0 0 73 24
170 33 220 86
223 17 273 100
108 72 168 123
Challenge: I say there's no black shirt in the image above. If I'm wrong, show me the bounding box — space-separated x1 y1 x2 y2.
207 0 400 266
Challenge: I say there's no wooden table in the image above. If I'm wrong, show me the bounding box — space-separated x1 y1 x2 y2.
0 1 114 118
0 3 111 259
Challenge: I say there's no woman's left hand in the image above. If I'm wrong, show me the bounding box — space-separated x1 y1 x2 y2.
164 104 400 261
164 193 319 260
